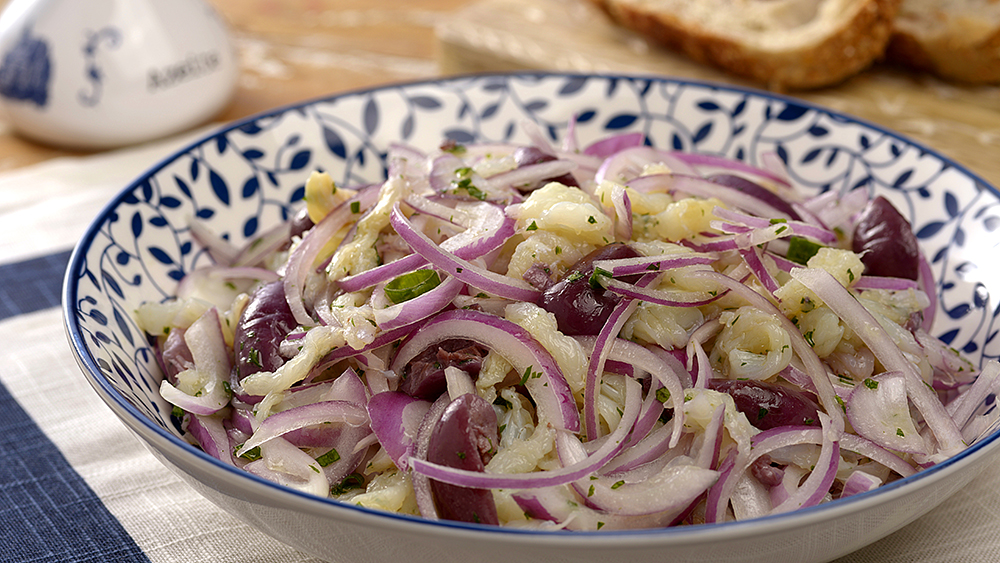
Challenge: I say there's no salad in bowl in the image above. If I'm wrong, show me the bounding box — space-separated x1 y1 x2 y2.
65 73 1000 563
135 117 997 530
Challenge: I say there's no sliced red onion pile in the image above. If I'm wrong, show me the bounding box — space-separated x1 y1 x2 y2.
139 119 998 531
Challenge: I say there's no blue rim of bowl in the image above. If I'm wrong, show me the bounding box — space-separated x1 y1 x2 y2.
62 70 1000 542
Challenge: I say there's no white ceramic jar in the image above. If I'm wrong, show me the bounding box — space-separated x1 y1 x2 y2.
0 0 238 149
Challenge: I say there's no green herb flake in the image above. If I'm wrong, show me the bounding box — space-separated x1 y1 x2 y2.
384 269 442 304
236 444 262 461
587 215 597 224
588 267 613 290
526 221 539 231
655 388 671 404
786 236 824 265
350 201 361 214
611 480 625 490
520 366 533 386
330 472 366 495
316 448 341 467
896 428 905 437
758 407 769 420
863 378 879 390
247 348 263 368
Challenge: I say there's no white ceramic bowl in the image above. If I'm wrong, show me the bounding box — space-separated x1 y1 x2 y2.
64 73 1000 563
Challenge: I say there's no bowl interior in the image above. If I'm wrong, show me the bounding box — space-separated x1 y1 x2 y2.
64 72 1000 542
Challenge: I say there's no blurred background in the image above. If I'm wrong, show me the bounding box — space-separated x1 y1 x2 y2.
0 0 997 185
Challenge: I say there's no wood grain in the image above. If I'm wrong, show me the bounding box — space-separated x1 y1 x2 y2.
437 0 1000 187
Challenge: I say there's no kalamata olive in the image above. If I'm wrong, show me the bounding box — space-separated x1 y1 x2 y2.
401 339 489 400
512 146 579 189
852 195 920 281
708 174 801 221
750 454 784 487
160 326 194 384
709 379 820 430
537 242 640 336
426 393 500 525
234 281 297 381
288 207 314 240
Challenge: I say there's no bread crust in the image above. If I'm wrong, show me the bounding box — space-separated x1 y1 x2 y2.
886 13 1000 83
588 0 902 90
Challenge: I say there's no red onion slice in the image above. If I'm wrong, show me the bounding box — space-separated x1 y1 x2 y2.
790 267 964 457
771 414 840 514
390 203 539 302
486 159 578 192
846 371 929 455
188 414 237 466
244 436 330 497
583 132 645 158
236 400 369 455
583 273 656 440
410 376 642 489
284 187 380 326
684 269 843 429
390 308 579 432
367 391 432 471
374 275 465 331
841 470 882 498
159 308 231 416
739 246 780 294
628 174 796 221
712 206 837 244
189 219 240 266
668 152 792 188
591 253 716 277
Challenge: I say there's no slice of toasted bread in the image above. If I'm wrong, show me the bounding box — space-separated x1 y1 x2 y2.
885 0 1000 84
586 0 902 90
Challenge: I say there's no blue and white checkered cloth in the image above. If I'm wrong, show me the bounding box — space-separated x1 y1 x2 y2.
2 131 1000 563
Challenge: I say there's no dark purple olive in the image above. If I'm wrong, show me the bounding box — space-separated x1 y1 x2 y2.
537 243 640 336
750 454 784 487
709 379 820 430
160 326 193 384
512 146 579 189
426 393 500 525
401 339 489 400
234 281 297 381
708 174 801 221
852 196 920 281
289 207 315 240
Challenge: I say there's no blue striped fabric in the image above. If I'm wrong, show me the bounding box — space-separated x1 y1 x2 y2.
0 249 73 321
0 249 150 563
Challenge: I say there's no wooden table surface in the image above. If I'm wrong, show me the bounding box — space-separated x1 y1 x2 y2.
1 0 998 191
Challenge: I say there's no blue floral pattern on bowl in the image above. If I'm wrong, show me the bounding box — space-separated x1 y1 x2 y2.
64 71 1000 468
